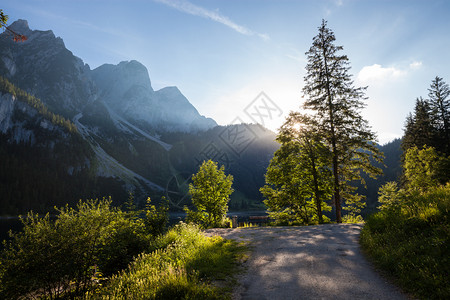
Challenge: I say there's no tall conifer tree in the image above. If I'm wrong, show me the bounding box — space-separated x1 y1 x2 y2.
302 20 382 222
402 97 436 152
427 76 450 153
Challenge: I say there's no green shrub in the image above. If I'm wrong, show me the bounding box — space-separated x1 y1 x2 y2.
0 198 150 299
145 196 169 236
361 184 450 299
0 201 244 299
185 160 234 229
99 223 245 299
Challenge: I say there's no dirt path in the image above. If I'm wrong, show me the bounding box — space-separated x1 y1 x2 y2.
205 224 408 300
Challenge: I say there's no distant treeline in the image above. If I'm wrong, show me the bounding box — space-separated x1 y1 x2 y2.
0 76 77 133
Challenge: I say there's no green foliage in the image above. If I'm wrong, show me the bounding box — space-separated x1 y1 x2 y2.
428 76 450 152
0 10 26 42
361 184 450 299
402 98 437 153
96 223 246 299
403 146 443 192
185 160 234 228
342 213 364 223
402 76 450 156
145 196 169 236
124 191 137 213
362 142 450 299
0 9 8 28
377 181 403 212
261 112 332 225
301 20 383 222
0 202 244 299
0 198 150 299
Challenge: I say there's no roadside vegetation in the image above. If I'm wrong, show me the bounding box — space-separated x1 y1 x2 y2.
361 76 450 300
0 194 245 299
361 184 449 299
97 223 244 299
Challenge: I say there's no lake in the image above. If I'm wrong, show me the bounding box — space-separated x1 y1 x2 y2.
0 211 268 246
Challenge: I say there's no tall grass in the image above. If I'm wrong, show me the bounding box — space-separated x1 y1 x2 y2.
360 185 450 299
0 199 245 299
95 223 246 299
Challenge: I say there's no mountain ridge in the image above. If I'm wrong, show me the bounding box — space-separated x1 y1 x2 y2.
0 20 278 214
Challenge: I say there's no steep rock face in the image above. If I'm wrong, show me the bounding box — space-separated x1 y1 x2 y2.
0 89 90 166
0 20 96 117
92 61 217 132
91 60 153 107
0 93 36 144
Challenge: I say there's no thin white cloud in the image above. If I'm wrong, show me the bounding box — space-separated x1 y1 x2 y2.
409 61 422 69
154 0 269 40
357 62 423 84
357 64 406 83
258 33 270 41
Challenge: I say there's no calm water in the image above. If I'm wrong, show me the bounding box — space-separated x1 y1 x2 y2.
0 211 268 246
0 218 23 245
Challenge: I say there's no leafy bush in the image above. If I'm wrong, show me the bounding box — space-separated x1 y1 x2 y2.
360 184 450 299
97 223 245 299
0 198 150 299
0 199 243 299
185 160 234 228
145 196 169 236
342 213 363 223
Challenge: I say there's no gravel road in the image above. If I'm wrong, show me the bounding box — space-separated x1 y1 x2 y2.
205 224 408 300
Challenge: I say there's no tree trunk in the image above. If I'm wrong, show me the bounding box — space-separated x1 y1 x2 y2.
332 155 342 223
322 43 342 223
310 152 323 223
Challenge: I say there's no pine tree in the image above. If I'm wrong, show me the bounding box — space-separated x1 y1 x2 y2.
302 20 383 222
427 76 450 153
402 97 437 152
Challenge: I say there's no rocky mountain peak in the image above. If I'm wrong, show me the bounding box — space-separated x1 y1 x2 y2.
2 20 216 133
8 19 32 36
92 60 153 94
6 19 63 47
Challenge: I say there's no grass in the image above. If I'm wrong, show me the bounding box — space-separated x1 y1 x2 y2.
93 223 247 299
360 185 450 300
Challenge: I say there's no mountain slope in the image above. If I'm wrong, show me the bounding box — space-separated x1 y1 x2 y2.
0 20 278 214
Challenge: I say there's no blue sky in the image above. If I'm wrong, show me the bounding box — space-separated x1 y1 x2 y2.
2 0 450 144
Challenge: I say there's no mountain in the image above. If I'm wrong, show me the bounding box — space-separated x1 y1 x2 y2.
0 20 95 117
0 20 278 214
92 61 217 132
